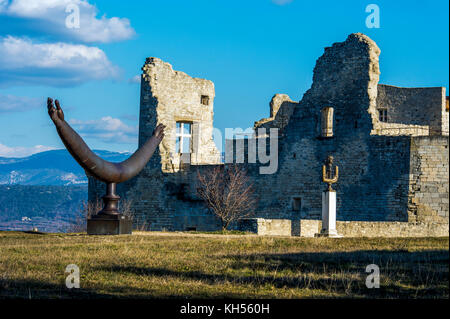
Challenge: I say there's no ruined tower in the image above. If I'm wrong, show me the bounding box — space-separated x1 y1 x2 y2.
139 57 221 173
88 34 448 236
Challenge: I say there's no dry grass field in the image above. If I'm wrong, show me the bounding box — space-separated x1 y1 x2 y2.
0 231 448 299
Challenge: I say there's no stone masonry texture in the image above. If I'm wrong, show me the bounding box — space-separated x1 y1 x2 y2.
89 33 449 237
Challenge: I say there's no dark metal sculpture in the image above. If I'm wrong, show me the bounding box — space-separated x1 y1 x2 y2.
322 155 338 191
47 98 165 233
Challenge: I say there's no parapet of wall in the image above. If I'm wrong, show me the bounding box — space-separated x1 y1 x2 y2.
237 218 292 236
374 84 448 136
336 221 449 237
371 123 429 136
238 219 448 237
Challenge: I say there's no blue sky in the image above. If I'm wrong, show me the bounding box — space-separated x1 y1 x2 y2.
0 0 448 157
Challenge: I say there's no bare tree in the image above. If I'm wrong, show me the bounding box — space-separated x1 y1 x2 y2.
118 198 153 231
66 198 102 233
197 165 257 231
119 198 134 218
66 198 136 233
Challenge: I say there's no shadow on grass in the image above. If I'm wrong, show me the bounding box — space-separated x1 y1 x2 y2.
0 278 112 299
224 249 449 273
0 277 250 299
91 249 448 298
1 250 448 299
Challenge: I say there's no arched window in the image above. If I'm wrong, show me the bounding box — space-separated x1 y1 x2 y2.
321 107 334 137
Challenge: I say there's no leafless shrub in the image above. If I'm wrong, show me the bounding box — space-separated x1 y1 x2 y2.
119 198 134 218
118 198 151 231
66 198 102 233
133 217 151 231
66 197 147 232
197 164 257 231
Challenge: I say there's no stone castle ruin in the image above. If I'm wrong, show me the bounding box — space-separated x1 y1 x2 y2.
89 33 449 237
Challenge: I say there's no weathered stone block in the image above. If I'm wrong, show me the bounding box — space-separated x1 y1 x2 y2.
87 215 132 235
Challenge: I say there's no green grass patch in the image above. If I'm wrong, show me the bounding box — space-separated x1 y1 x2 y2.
184 230 252 235
0 231 448 299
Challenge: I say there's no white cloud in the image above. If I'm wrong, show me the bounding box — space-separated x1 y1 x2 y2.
272 0 293 5
0 0 135 43
0 93 42 113
120 114 138 121
0 36 120 87
68 116 138 144
0 143 57 158
128 75 141 84
0 0 7 11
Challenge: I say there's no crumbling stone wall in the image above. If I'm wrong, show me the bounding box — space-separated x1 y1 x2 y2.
237 218 448 237
444 96 449 134
88 33 449 236
89 164 220 231
234 33 448 224
139 57 221 173
375 84 447 136
254 94 297 136
408 136 449 222
237 218 292 236
251 33 391 221
90 58 222 231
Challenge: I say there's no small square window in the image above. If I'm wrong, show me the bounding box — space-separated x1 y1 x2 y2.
201 95 209 106
378 109 388 122
292 197 301 211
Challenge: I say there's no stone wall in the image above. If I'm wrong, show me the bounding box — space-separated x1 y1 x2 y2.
230 34 449 224
254 94 297 136
89 164 221 231
90 58 225 231
371 123 430 136
245 33 413 222
238 218 292 236
408 136 449 222
236 219 448 237
336 221 449 237
88 33 449 235
139 57 221 173
375 84 447 136
443 96 449 135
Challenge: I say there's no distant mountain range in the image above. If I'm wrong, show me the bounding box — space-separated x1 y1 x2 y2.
0 149 131 186
0 149 132 232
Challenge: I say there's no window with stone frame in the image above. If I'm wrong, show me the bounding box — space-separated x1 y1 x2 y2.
201 95 210 106
175 122 192 154
378 108 388 122
321 106 334 137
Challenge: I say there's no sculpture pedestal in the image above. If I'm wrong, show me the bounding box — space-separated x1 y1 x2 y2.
87 214 132 235
316 190 342 238
86 182 132 235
